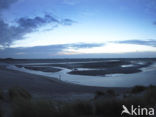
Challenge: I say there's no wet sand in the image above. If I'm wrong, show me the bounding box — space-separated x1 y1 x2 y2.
0 66 127 100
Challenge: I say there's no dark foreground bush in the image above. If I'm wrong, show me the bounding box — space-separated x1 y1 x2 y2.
64 101 93 116
95 99 122 116
0 109 2 117
0 89 3 100
12 85 156 117
13 100 94 117
144 85 156 104
106 89 116 96
131 85 147 94
0 90 3 117
13 99 58 117
9 87 31 100
95 91 105 96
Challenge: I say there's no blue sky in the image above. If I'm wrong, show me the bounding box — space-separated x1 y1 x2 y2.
0 0 156 58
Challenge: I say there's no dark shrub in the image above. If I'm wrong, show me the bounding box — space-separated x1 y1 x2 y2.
12 99 58 117
95 91 105 96
144 85 156 104
94 91 105 99
0 109 2 117
131 85 147 94
106 89 116 96
95 99 122 117
13 99 94 117
11 86 156 117
71 101 93 116
9 87 31 100
0 89 3 100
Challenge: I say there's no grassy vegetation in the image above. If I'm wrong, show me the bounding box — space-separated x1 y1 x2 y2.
12 94 156 117
0 89 3 117
0 89 3 100
106 89 116 96
95 90 105 96
0 110 2 117
94 89 116 100
12 99 94 117
10 86 156 117
12 99 58 117
131 85 147 94
0 90 2 117
0 86 155 117
9 87 32 100
144 85 156 104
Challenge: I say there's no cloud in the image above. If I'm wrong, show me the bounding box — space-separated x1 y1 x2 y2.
0 43 105 58
61 19 76 26
1 44 156 58
68 43 104 49
0 15 75 46
0 0 75 47
0 15 55 46
17 15 59 29
0 44 65 58
0 0 18 11
117 39 156 47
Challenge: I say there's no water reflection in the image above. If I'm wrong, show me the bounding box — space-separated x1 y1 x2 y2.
6 62 156 87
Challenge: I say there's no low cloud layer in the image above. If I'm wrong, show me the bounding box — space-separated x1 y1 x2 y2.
0 43 104 58
68 43 104 49
117 39 156 47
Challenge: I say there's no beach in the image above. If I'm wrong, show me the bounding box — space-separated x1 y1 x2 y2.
0 60 156 117
0 65 127 101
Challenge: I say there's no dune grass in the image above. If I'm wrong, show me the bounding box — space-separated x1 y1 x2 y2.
0 110 2 117
131 85 147 94
106 89 116 96
12 99 94 117
0 89 3 117
12 96 153 117
0 89 3 100
12 99 58 117
11 85 156 117
8 87 31 100
144 85 156 104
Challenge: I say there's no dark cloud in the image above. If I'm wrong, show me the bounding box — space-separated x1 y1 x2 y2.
1 44 156 58
0 43 105 58
0 0 75 47
117 39 156 47
17 15 59 29
0 0 18 11
0 44 65 58
0 15 57 46
0 0 74 49
0 15 75 46
0 19 18 46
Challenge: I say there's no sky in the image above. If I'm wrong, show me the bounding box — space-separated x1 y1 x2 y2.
0 0 156 58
